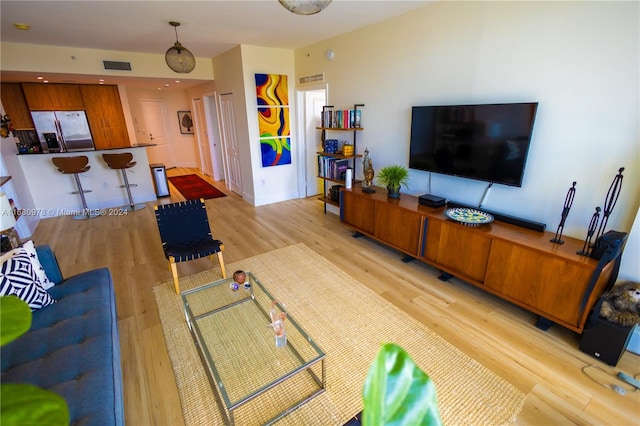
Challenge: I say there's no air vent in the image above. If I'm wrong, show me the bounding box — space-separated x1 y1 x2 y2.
103 60 132 71
298 73 325 85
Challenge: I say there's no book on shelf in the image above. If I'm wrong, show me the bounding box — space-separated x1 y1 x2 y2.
322 108 362 129
318 156 349 180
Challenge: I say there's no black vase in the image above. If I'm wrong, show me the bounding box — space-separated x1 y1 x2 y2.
387 186 400 199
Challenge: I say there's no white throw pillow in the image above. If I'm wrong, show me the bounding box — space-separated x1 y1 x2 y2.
0 241 55 290
20 240 55 290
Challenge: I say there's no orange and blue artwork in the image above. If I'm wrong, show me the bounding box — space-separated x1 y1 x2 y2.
256 73 291 167
261 137 291 167
258 106 290 139
256 73 288 106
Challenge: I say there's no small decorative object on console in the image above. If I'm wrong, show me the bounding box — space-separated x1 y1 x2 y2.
577 206 601 256
550 181 576 245
594 167 624 243
362 148 375 193
445 207 494 227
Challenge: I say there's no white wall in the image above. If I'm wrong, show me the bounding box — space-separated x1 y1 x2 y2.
124 87 200 168
240 45 298 207
211 45 297 206
294 1 639 242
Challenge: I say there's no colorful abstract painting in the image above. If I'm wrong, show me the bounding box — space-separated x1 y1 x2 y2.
261 137 291 168
255 73 289 106
258 106 290 138
255 73 291 167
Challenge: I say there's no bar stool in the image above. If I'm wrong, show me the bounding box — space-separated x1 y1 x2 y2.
51 156 100 220
102 152 145 212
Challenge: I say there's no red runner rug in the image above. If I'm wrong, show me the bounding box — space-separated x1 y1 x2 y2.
168 174 226 200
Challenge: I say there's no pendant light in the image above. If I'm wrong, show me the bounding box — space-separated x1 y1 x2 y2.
165 21 195 74
278 0 332 15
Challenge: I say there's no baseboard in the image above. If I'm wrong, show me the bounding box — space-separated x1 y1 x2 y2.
447 200 546 232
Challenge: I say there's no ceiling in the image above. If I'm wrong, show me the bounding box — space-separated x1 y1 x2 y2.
1 0 433 90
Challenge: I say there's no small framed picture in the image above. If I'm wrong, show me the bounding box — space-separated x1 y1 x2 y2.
177 111 194 134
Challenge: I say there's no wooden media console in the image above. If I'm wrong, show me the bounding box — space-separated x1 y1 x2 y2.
340 184 622 333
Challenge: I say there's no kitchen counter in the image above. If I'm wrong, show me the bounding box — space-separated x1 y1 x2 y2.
16 143 156 155
16 147 157 218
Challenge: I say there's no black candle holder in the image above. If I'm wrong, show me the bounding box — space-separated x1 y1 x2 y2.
577 206 601 256
594 167 624 243
550 181 576 245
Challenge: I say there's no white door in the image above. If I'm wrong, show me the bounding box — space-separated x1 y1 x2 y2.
296 86 327 198
141 100 174 167
192 97 213 176
219 93 242 195
204 93 225 182
306 90 327 197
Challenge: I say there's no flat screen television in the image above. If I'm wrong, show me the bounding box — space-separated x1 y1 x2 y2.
408 102 538 187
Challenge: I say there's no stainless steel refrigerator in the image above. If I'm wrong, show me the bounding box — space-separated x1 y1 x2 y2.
31 111 95 153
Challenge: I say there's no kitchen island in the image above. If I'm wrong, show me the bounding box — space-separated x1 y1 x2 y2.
16 145 157 218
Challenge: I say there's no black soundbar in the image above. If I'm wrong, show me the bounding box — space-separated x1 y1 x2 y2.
446 200 547 233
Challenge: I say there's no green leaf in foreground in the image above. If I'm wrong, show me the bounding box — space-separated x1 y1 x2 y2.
362 343 442 426
1 383 70 426
0 296 32 346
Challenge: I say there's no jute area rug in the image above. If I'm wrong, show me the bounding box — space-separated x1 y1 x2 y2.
153 243 525 425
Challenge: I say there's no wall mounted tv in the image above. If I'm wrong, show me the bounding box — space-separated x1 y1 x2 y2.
409 102 538 187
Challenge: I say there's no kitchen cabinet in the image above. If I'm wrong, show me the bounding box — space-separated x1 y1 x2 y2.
340 184 621 333
80 85 130 149
0 83 34 129
22 83 84 110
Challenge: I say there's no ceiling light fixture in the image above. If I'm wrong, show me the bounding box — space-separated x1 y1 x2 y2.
165 21 195 74
278 0 332 15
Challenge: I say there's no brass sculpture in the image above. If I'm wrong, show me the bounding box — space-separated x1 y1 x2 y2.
362 148 376 193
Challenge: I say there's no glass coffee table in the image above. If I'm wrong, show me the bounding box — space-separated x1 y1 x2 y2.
181 272 326 425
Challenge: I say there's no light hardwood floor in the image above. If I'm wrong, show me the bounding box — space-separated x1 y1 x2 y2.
30 168 639 425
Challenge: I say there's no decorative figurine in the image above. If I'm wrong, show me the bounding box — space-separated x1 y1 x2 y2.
233 270 250 289
550 181 576 245
268 300 287 347
577 206 601 256
362 148 376 193
594 167 624 243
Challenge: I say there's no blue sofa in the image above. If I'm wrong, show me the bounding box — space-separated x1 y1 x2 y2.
1 245 124 426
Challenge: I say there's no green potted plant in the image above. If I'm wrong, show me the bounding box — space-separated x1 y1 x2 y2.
376 165 409 198
362 343 441 425
0 296 69 425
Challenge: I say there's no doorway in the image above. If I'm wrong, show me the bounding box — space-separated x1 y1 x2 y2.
296 85 327 198
192 97 213 177
219 93 242 195
203 93 225 182
140 99 175 167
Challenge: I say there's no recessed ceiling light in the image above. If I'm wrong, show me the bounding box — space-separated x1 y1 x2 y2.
175 80 181 83
164 84 170 87
43 80 49 83
36 76 43 80
14 23 30 31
